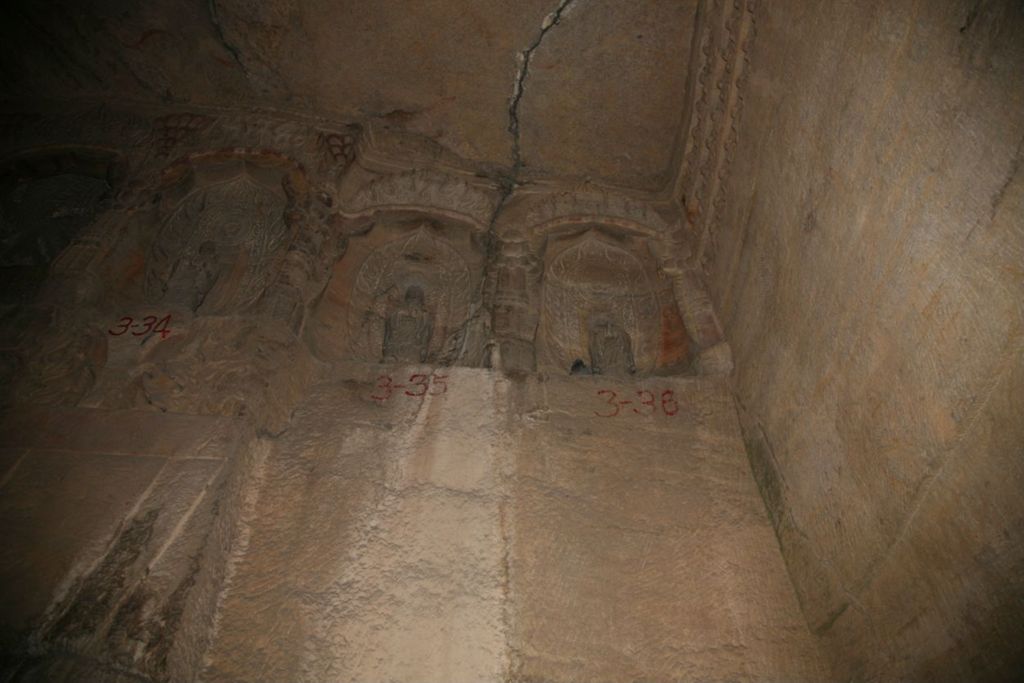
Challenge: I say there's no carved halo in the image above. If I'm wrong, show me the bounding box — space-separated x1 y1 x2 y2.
540 231 660 373
346 225 472 363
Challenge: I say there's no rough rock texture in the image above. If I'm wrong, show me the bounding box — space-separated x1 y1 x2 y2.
202 366 511 682
201 365 824 682
0 406 252 682
515 0 694 187
701 1 1024 680
507 372 824 682
0 93 734 680
1 1 1023 680
0 0 696 190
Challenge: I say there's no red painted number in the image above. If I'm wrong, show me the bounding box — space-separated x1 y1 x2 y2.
153 315 173 339
404 374 430 397
634 390 656 416
372 373 450 402
594 389 620 417
109 314 173 339
430 375 448 396
132 315 157 336
594 388 680 417
371 375 394 402
108 316 133 336
661 390 679 416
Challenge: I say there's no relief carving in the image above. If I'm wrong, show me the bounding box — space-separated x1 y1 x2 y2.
134 318 308 434
96 157 320 430
0 171 111 324
144 171 288 315
539 231 660 375
0 173 110 268
491 239 542 373
342 170 496 229
588 316 636 375
0 156 116 406
259 202 345 335
346 225 472 365
675 0 757 270
152 113 215 158
11 309 107 405
382 285 433 363
318 130 359 173
524 190 671 237
161 241 220 313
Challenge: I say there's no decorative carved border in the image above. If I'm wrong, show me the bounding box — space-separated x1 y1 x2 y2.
339 169 499 231
0 105 361 198
491 186 675 244
522 190 672 238
0 100 735 377
673 0 757 273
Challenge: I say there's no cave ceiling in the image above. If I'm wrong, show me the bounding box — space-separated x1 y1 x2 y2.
0 0 697 192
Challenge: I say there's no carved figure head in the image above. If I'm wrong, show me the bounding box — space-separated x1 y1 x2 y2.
404 284 426 308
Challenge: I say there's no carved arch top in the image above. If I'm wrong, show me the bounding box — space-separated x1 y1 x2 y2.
498 189 674 241
346 226 472 362
538 230 663 375
340 170 498 230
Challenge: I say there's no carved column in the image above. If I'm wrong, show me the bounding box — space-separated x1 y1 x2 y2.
259 202 345 336
491 239 542 373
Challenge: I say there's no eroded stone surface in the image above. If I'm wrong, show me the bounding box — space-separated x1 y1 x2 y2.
507 373 825 682
202 366 511 683
1 2 1021 679
699 0 1024 679
0 0 697 190
0 407 249 683
518 0 694 188
200 367 823 682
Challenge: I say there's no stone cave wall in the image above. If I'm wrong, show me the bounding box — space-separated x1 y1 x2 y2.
694 0 1024 680
0 103 748 682
0 108 356 682
3 1 1022 678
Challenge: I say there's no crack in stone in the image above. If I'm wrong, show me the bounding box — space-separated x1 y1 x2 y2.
507 0 578 176
207 0 249 78
467 1 580 366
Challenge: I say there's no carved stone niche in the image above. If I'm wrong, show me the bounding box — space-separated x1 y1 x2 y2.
537 228 694 376
84 154 311 433
0 149 118 318
140 159 294 318
308 213 486 367
0 148 122 406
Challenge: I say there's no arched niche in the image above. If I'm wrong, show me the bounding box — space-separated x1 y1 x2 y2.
536 226 692 375
78 153 314 426
141 158 299 317
308 212 486 366
0 147 123 407
95 153 306 321
0 147 121 317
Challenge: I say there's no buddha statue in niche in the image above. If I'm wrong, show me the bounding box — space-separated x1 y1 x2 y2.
588 315 636 375
382 284 433 363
